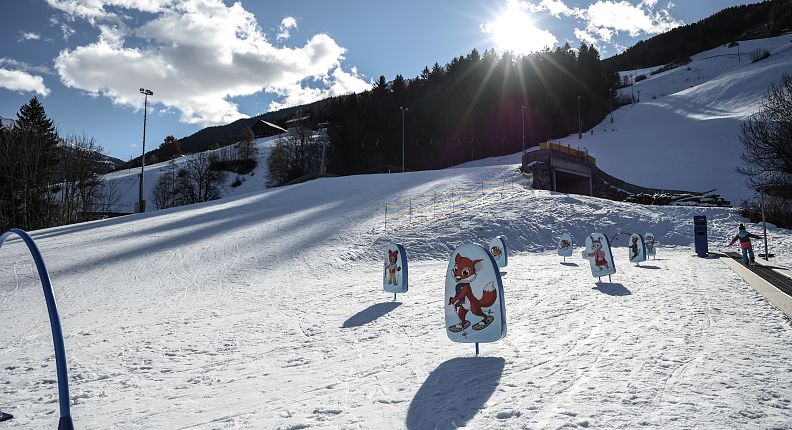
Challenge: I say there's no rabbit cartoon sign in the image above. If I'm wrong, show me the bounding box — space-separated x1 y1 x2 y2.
645 233 657 259
489 236 508 268
557 233 574 259
628 233 647 265
383 243 408 295
581 233 616 279
445 244 507 344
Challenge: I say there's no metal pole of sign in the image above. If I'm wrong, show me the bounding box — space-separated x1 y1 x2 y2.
409 198 412 222
0 229 73 430
761 188 768 260
475 342 479 356
384 204 387 231
609 275 612 283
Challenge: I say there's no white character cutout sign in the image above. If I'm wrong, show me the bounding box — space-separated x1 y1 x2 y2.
581 233 616 280
445 243 507 345
628 233 647 265
489 236 508 268
557 233 574 261
383 243 408 296
645 233 657 259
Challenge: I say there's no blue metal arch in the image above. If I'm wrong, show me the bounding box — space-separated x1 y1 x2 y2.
0 228 73 430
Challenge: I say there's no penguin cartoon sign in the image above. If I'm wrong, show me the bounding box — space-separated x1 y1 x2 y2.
581 233 616 278
383 243 408 294
645 233 657 259
445 244 507 344
628 233 647 264
557 233 574 258
489 236 508 268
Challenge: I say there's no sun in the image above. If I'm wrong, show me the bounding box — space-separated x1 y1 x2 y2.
483 1 557 56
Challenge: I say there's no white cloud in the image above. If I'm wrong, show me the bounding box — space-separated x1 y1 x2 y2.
584 0 680 38
267 66 370 111
50 0 367 126
0 58 53 75
523 0 578 18
0 68 51 96
19 31 41 41
277 16 297 41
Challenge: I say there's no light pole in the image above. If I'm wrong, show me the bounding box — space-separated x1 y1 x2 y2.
609 88 614 123
521 105 526 153
138 88 153 213
400 106 408 172
577 96 582 139
760 187 769 260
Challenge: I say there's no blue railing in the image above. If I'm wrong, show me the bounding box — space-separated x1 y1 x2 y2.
0 228 73 430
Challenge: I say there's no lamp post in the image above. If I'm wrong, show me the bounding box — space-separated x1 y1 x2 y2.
577 96 582 139
609 88 614 123
761 187 769 260
400 106 408 172
138 88 153 213
521 105 526 153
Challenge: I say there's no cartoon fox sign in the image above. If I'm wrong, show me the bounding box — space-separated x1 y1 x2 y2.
557 233 573 258
489 236 508 268
445 244 507 344
581 233 616 278
628 233 647 264
383 243 408 294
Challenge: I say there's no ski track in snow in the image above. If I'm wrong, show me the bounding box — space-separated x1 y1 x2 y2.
1 160 792 429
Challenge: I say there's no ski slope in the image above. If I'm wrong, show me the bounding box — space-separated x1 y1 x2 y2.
461 34 792 205
2 160 792 429
102 135 278 213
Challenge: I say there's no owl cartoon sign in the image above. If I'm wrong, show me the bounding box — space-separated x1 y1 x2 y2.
445 244 507 348
557 233 574 260
628 233 647 265
489 236 508 268
645 233 657 259
383 243 408 296
581 233 616 280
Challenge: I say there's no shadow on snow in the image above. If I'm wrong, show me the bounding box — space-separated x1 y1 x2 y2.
342 302 401 328
592 282 631 296
406 357 505 430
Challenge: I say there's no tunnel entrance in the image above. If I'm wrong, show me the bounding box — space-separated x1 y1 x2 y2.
553 169 592 196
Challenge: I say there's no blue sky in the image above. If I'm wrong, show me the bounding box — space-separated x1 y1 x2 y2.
0 0 759 160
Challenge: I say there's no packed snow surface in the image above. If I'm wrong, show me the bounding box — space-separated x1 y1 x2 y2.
460 34 792 204
2 161 792 429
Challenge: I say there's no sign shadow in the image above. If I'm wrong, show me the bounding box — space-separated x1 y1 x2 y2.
406 357 505 430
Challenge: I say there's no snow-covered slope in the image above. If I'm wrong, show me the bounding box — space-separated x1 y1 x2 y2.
2 159 792 428
459 34 792 204
103 135 278 212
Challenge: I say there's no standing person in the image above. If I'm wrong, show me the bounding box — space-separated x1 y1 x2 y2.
728 223 761 265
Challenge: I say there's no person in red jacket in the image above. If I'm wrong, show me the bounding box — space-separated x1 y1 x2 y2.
728 223 761 265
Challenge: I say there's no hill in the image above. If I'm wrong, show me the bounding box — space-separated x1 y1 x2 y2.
605 0 792 71
2 153 792 427
461 34 792 205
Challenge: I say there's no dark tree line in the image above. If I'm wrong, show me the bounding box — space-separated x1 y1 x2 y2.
606 0 792 71
0 97 118 231
319 44 618 174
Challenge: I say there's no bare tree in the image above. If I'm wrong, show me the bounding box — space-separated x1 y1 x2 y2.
237 127 258 160
57 134 120 223
738 73 792 193
267 126 321 187
154 153 226 209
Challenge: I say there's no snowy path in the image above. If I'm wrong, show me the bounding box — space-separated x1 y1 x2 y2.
2 162 792 429
3 248 792 429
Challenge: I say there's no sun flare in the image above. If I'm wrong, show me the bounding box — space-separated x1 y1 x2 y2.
483 1 557 55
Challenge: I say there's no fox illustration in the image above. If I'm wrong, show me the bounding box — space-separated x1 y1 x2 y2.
384 250 401 285
448 253 498 332
559 239 571 250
